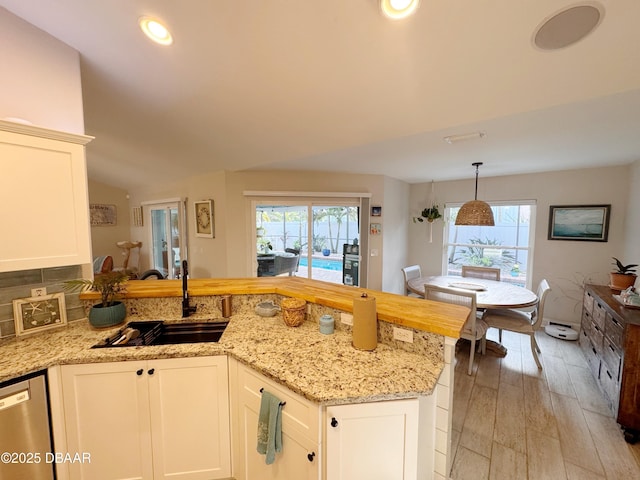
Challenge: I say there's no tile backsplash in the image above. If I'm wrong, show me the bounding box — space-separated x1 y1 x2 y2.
0 265 85 339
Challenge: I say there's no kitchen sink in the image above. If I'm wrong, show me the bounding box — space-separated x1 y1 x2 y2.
152 322 228 345
92 320 229 348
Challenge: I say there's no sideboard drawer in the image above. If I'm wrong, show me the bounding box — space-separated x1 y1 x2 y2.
600 361 620 416
602 337 622 382
580 329 600 380
588 322 604 356
605 313 624 350
583 290 595 314
592 301 607 331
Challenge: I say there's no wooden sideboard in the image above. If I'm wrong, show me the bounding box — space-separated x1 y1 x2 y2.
580 284 640 443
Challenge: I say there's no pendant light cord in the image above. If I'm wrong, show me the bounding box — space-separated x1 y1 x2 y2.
472 162 482 200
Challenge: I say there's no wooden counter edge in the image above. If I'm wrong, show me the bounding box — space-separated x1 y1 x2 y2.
79 277 467 338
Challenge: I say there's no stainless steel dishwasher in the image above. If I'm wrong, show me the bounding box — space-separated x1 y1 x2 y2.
0 370 55 479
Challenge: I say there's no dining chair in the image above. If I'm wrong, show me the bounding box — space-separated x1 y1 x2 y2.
461 265 501 281
424 284 488 375
401 265 422 297
482 279 551 369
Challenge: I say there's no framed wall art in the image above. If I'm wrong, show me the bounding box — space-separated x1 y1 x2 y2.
13 292 67 336
371 205 382 217
90 204 117 226
548 204 611 242
194 199 214 238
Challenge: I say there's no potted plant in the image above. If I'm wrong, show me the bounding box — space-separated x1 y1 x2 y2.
65 271 129 328
610 257 638 291
413 205 442 223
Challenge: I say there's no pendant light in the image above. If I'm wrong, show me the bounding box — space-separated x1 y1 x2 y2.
455 162 495 226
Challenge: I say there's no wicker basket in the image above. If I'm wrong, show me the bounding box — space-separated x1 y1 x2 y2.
281 297 306 327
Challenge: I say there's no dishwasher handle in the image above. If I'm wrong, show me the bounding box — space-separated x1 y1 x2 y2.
0 384 30 411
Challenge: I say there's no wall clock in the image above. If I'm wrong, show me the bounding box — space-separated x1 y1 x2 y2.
194 200 214 238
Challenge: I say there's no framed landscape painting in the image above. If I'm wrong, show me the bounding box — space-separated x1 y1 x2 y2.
548 204 611 242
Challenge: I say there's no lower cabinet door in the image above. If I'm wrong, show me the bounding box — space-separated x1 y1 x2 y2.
325 399 419 480
148 356 231 480
61 357 231 480
61 361 153 480
240 399 318 480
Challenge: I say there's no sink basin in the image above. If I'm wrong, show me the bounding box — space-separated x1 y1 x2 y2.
92 320 229 348
152 321 229 345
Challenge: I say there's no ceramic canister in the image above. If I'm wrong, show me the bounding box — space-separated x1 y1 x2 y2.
319 314 334 334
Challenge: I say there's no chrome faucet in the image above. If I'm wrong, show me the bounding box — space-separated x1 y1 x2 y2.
182 260 196 317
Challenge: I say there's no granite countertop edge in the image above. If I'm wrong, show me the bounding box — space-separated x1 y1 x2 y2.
0 313 443 406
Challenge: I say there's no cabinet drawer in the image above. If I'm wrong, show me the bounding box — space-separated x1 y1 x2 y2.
580 329 600 380
600 361 620 416
602 337 622 382
581 311 592 337
583 290 594 314
587 322 604 356
238 364 319 441
592 301 607 331
604 313 625 349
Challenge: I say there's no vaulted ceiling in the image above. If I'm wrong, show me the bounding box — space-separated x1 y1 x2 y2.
2 0 640 189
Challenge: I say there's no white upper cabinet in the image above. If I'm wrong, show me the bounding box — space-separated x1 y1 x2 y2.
0 120 93 272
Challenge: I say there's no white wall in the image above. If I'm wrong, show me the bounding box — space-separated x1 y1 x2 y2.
409 165 631 328
382 176 410 294
0 8 84 134
624 159 640 264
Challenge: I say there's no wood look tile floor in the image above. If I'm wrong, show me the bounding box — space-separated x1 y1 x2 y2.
450 329 640 480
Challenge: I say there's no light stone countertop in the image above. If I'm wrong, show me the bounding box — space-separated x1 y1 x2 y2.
0 310 443 405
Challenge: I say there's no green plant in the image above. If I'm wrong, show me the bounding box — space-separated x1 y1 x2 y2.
454 237 516 268
612 257 638 275
64 271 129 307
413 205 442 223
312 235 327 252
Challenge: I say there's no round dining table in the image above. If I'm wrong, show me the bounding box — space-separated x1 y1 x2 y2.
407 275 538 309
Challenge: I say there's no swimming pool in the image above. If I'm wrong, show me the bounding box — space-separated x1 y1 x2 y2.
299 257 343 271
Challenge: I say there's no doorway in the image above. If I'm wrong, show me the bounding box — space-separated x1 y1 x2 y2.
145 199 186 279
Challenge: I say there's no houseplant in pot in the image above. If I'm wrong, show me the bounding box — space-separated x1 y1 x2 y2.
610 257 638 291
65 271 129 328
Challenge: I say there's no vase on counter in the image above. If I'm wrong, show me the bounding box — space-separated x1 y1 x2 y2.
88 301 126 328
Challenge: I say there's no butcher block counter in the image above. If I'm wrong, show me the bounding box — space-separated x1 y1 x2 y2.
0 277 468 404
82 276 468 338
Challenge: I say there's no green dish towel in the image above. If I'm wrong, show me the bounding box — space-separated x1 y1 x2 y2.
256 390 283 465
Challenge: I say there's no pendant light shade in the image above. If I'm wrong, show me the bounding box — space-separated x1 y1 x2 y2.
455 162 495 226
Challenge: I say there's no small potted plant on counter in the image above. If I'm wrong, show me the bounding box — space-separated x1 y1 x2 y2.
610 257 638 291
65 271 129 328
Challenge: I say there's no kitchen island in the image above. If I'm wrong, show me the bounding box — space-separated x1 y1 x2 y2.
1 277 468 480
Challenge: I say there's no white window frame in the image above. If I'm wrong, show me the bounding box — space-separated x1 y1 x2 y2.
442 200 537 289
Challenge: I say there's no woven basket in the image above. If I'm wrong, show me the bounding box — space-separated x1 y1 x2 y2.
281 298 306 327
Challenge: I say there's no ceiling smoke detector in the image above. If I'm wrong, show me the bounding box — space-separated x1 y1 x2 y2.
533 3 604 51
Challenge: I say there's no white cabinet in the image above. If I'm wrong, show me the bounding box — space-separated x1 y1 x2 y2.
325 400 420 480
0 120 92 272
60 356 231 480
230 358 320 480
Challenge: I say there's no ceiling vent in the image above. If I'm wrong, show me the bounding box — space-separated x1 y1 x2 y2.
533 3 604 51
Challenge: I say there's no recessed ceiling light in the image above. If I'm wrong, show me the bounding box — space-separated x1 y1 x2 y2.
533 3 604 51
380 0 420 20
443 131 486 144
139 16 173 45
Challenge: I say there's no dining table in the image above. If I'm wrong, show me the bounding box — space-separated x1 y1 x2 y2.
407 275 539 309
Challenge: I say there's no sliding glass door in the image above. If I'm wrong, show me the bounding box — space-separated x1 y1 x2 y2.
254 202 360 285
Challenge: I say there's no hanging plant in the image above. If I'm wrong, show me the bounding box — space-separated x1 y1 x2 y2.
413 205 442 223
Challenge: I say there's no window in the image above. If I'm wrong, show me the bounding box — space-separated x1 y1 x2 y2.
443 201 536 287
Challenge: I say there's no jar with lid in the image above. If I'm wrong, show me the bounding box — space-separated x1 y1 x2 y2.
319 314 334 335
